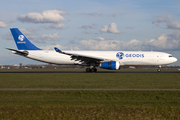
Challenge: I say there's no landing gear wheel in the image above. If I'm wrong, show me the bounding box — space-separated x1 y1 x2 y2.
86 68 91 72
92 68 97 72
86 67 97 72
93 68 97 72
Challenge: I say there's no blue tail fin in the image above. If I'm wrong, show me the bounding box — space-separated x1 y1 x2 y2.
10 28 41 50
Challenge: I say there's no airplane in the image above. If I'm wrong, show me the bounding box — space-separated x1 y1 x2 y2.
6 28 177 72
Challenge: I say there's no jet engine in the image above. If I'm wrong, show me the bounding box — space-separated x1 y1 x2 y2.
100 61 120 70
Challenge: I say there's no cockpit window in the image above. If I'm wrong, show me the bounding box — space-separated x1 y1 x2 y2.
169 55 172 57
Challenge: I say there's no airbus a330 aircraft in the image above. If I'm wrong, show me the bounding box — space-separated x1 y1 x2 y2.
7 28 177 72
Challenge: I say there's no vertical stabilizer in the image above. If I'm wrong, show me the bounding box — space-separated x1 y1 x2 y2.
10 28 41 50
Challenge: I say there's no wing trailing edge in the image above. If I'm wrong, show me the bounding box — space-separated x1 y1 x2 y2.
54 47 107 64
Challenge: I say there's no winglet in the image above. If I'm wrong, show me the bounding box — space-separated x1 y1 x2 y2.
54 47 62 52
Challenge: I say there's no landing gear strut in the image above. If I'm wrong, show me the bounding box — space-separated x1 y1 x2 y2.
86 67 97 72
157 65 161 72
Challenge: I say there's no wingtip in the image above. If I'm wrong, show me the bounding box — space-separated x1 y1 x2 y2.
5 48 11 50
54 47 62 52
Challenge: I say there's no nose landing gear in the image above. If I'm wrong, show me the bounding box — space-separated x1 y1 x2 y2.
157 65 161 72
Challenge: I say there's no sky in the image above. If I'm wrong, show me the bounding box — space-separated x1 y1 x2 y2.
0 0 180 65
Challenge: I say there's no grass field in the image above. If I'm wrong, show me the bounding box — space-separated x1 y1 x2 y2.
1 91 180 119
0 69 180 119
0 70 180 89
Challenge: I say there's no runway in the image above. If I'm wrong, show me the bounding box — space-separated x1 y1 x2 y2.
0 88 180 91
0 70 179 73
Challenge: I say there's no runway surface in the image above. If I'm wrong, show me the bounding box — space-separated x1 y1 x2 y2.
0 88 180 91
0 70 179 73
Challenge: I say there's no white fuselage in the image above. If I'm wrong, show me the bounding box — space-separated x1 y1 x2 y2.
24 50 177 66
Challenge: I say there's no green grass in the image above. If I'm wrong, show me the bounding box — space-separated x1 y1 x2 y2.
1 91 180 106
1 69 180 119
0 73 180 89
1 105 180 120
0 91 180 119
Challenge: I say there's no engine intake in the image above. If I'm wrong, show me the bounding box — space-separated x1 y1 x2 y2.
100 61 120 70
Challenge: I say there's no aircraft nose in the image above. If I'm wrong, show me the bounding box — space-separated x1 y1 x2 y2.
173 57 177 62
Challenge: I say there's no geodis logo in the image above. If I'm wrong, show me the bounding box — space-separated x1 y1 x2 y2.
116 52 144 60
17 35 26 44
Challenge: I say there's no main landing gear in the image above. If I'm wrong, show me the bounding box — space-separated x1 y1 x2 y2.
157 65 161 72
86 67 97 72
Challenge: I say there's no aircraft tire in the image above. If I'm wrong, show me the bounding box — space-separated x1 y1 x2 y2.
86 68 91 72
93 68 97 72
157 69 161 72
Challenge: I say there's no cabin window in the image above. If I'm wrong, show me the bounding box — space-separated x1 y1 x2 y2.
169 55 172 57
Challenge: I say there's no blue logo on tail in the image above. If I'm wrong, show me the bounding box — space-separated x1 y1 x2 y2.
18 35 24 41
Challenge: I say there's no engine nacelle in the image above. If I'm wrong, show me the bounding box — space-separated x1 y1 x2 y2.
100 61 120 70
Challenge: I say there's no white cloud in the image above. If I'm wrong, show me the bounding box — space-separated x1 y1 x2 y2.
40 44 62 50
81 23 97 29
1 28 37 40
43 31 180 51
20 28 37 40
0 21 7 28
50 23 64 29
152 14 180 30
36 32 60 44
100 23 121 34
152 14 172 24
95 37 105 41
167 22 180 30
100 26 108 32
80 13 117 17
78 39 120 50
74 38 143 51
43 23 64 29
39 32 60 41
17 10 66 23
1 32 12 40
77 34 177 51
82 30 92 34
169 31 180 39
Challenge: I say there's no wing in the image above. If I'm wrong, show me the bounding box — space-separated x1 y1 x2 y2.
54 47 108 64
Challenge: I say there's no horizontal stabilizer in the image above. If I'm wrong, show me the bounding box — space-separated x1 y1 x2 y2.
6 48 29 56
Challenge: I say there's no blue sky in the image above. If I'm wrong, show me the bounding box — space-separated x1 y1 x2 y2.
0 0 180 65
